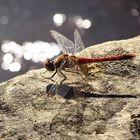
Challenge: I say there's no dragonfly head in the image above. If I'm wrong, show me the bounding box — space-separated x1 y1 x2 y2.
44 59 55 71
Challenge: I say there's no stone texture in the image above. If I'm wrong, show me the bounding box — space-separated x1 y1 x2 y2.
0 36 140 140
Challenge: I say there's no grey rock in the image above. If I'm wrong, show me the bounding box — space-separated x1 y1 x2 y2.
0 36 140 140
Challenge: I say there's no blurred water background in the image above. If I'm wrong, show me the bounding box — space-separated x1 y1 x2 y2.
0 0 140 82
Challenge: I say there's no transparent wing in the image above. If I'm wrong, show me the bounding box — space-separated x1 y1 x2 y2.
50 30 75 54
74 29 91 58
74 29 85 54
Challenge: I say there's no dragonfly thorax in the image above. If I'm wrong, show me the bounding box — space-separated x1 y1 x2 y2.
54 54 78 69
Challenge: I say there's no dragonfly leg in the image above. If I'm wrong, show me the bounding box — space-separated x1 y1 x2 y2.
64 69 85 82
49 69 58 79
58 69 67 86
57 60 68 86
40 69 58 83
63 68 93 91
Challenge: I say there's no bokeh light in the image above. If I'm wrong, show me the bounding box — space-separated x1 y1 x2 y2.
82 19 92 29
1 40 61 72
23 52 32 60
1 41 23 57
74 16 92 29
8 62 21 72
0 16 9 25
3 53 13 64
131 8 139 16
53 13 66 26
1 62 9 70
22 41 60 62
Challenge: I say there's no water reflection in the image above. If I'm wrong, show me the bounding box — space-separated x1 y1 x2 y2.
1 41 60 72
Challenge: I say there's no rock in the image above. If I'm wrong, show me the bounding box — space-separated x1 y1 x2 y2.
0 36 140 140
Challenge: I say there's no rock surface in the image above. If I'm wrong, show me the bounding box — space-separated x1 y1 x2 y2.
0 36 140 140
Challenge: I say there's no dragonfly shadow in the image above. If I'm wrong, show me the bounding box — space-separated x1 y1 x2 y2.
46 84 138 99
46 84 74 99
82 92 138 99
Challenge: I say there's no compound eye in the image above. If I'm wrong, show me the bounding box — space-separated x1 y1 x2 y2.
50 59 54 63
47 58 54 63
44 60 55 71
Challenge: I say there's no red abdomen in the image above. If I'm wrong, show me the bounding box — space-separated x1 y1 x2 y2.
77 54 135 64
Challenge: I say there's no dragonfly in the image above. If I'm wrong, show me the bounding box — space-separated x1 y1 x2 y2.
44 29 135 97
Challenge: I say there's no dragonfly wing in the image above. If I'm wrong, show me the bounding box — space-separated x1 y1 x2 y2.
74 29 91 58
74 29 85 54
50 30 75 54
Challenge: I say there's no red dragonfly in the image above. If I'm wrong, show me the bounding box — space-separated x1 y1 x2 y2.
45 29 135 97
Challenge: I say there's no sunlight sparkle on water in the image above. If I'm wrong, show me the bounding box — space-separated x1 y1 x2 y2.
1 62 9 70
0 16 9 25
53 13 66 26
8 62 21 72
131 8 139 16
74 16 92 29
1 41 23 58
82 19 92 29
1 40 61 71
3 53 13 64
1 41 14 53
22 41 60 62
23 52 32 60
